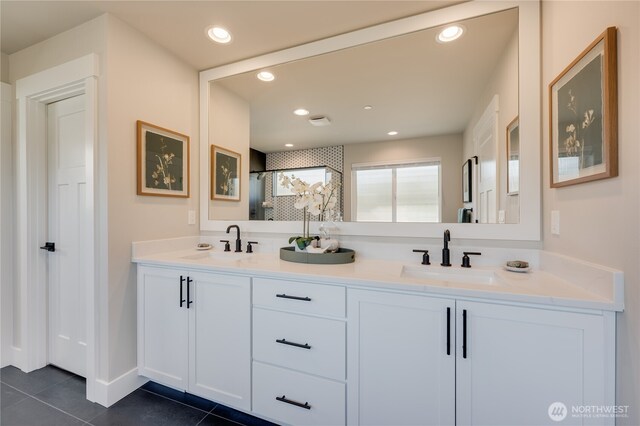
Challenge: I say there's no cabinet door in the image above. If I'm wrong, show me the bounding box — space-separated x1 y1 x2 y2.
137 266 188 390
188 271 251 410
456 301 610 426
347 289 455 426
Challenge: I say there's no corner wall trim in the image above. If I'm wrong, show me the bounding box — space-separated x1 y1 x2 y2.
93 368 148 407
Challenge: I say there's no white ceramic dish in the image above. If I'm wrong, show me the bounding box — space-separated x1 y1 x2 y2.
504 265 530 273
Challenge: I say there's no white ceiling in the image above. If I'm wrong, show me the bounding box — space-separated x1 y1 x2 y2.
215 8 518 152
1 1 462 70
2 1 517 154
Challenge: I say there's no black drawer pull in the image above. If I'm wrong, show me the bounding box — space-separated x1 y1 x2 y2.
276 395 311 410
276 293 311 302
276 339 311 350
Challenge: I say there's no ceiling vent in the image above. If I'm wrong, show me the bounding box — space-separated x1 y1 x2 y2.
308 115 331 127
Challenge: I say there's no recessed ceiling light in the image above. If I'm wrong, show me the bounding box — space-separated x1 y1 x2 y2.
257 71 275 82
294 108 309 116
388 131 398 136
364 105 373 110
206 26 232 44
285 144 294 147
437 24 465 43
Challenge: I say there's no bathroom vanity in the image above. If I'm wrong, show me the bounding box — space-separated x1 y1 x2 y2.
134 239 622 426
135 1 621 424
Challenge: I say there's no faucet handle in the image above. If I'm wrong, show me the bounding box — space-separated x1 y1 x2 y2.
219 240 231 252
412 249 431 265
246 241 258 253
461 252 481 268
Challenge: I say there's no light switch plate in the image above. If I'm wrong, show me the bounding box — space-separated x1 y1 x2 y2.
551 210 560 235
188 210 196 225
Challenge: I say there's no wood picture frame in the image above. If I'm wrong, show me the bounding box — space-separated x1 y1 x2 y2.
549 27 617 188
211 145 241 201
137 120 190 198
507 116 520 195
462 158 472 203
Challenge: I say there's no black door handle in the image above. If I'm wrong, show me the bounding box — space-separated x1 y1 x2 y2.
462 309 468 359
446 307 451 356
40 242 55 252
186 277 193 308
179 276 186 307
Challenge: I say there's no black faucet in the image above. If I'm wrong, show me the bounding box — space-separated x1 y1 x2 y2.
226 225 242 252
441 229 451 267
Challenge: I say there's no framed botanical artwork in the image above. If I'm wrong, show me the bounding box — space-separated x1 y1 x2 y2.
137 120 190 197
549 27 617 188
211 145 241 201
506 116 520 195
462 159 472 203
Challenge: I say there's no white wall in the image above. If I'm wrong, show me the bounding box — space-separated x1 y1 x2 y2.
343 134 463 223
105 15 199 380
8 14 109 376
1 52 9 83
208 83 250 221
463 29 519 223
1 82 13 367
541 1 639 423
6 13 200 386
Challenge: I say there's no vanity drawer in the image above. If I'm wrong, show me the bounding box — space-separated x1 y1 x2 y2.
253 278 345 318
253 308 345 380
253 362 345 426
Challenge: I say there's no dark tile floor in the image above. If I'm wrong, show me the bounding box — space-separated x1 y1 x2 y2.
1 365 279 426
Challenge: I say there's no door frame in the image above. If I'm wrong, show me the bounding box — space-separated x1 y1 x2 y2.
15 54 100 402
472 94 499 223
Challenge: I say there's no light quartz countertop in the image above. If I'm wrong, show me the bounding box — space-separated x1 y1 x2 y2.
132 246 623 312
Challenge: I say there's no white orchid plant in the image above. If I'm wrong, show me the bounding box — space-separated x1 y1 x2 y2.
279 172 339 250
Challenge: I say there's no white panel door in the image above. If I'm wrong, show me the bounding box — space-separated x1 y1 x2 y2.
347 289 455 426
188 271 251 410
137 266 189 389
47 95 88 376
456 301 608 426
474 95 499 224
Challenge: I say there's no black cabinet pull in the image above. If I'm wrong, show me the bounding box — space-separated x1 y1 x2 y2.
462 309 467 359
446 307 451 356
276 293 311 302
276 395 311 410
186 277 193 308
179 276 186 307
276 339 311 350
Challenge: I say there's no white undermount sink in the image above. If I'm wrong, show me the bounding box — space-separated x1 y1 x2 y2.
208 251 252 262
401 265 497 285
180 251 252 262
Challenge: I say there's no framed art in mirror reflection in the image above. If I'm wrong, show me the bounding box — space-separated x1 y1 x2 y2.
211 145 241 201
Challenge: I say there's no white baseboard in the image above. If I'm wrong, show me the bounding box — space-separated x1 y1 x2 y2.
93 367 148 407
2 346 23 370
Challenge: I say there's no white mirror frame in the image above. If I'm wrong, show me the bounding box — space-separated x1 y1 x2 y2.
200 0 540 240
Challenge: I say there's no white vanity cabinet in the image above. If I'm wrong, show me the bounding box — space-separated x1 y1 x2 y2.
456 300 613 426
347 289 615 426
137 265 251 410
252 277 347 426
347 289 456 426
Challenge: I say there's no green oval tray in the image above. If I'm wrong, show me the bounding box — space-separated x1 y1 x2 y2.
279 247 355 264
